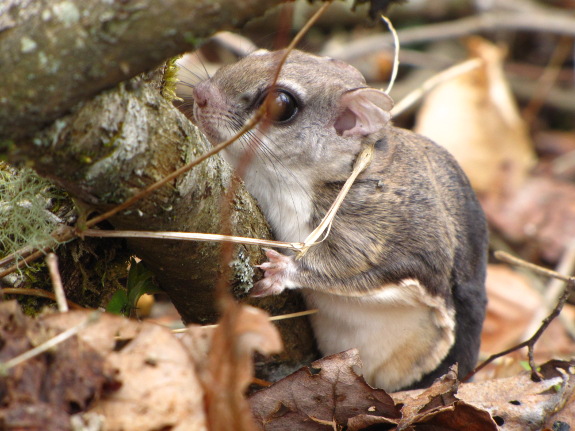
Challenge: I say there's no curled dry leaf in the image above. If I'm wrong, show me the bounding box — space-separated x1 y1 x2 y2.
392 368 497 431
457 360 575 431
249 349 400 430
397 366 459 424
414 37 536 199
542 360 575 429
182 303 283 431
391 360 575 431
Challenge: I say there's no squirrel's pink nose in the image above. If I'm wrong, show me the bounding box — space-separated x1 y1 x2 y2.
192 85 209 108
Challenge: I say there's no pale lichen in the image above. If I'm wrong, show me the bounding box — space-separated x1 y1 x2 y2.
229 248 255 294
52 1 80 28
0 163 67 265
20 36 37 54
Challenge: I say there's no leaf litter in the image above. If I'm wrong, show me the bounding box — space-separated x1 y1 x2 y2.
0 299 281 431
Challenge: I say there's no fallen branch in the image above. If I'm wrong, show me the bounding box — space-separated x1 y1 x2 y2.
0 0 283 140
324 9 575 62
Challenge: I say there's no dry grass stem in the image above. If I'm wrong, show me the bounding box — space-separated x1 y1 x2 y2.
46 253 68 313
298 144 375 258
82 229 304 251
172 309 318 333
381 15 400 95
0 311 100 374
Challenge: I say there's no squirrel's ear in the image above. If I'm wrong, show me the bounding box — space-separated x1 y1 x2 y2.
334 88 393 137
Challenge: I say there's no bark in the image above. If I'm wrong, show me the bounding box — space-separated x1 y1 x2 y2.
3 0 317 380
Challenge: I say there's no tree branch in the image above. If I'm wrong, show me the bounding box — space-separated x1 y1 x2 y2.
0 0 281 140
323 8 575 62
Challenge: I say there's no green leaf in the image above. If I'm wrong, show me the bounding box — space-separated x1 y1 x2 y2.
125 257 161 313
105 258 160 317
106 289 129 315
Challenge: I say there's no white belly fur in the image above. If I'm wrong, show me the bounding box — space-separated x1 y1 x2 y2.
304 280 455 392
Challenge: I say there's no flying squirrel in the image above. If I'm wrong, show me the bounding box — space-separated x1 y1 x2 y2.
176 49 488 392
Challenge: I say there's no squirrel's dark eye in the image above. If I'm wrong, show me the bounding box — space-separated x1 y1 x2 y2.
265 90 298 123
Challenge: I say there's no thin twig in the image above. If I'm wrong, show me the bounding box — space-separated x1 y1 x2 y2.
0 226 76 278
280 0 334 62
495 250 572 282
0 311 100 375
464 251 575 383
0 288 85 309
0 249 51 279
524 240 575 339
391 58 483 117
522 36 573 125
0 244 37 267
46 253 68 312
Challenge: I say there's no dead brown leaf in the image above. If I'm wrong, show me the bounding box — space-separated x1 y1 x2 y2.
414 37 536 199
184 303 283 431
44 309 208 431
397 367 459 424
482 264 541 355
484 176 575 262
393 368 497 431
391 360 575 431
2 297 283 431
0 301 109 431
250 349 400 430
458 360 575 431
92 323 207 431
250 352 501 430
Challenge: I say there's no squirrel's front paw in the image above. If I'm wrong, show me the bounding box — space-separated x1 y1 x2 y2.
251 248 295 297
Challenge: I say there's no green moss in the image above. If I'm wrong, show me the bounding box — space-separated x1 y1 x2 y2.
183 32 203 47
0 140 15 160
161 56 182 102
